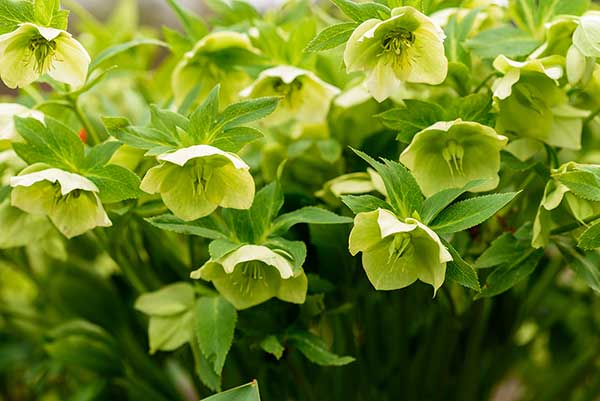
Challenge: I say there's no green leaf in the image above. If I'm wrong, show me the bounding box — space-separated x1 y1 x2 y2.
509 0 588 38
444 93 493 124
560 246 600 293
578 220 600 250
475 228 532 268
430 192 520 234
304 22 358 52
83 141 122 169
353 149 423 218
147 312 194 353
341 194 392 214
211 127 264 152
465 25 540 59
34 0 58 26
102 116 178 150
288 331 355 366
84 165 143 203
205 0 259 26
444 8 480 65
375 100 444 143
259 335 284 360
0 0 34 34
443 241 480 291
144 214 227 240
90 38 167 71
165 0 207 41
216 97 279 132
421 179 488 225
189 86 219 143
134 282 195 317
271 206 353 235
202 381 261 401
195 296 237 376
191 338 222 392
330 0 390 22
49 7 67 29
554 171 600 202
476 249 544 298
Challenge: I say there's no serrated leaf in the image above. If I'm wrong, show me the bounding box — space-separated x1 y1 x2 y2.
34 0 58 26
304 22 358 52
271 206 352 235
83 141 122 169
165 0 207 41
84 165 143 203
578 220 600 250
195 296 237 376
341 194 392 214
444 93 493 124
430 192 520 234
476 249 544 298
102 116 178 150
375 100 444 143
465 25 540 58
216 97 279 132
211 126 264 152
560 245 600 293
144 214 227 240
288 331 355 366
330 0 390 22
202 381 261 401
90 38 167 71
443 241 480 291
475 231 531 268
0 0 34 34
189 86 219 143
260 335 284 359
554 171 600 202
421 179 488 225
191 338 221 392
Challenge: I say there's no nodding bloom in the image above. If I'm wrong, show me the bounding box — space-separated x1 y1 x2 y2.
171 31 260 106
349 208 452 294
0 23 90 89
191 244 307 310
343 6 447 102
240 65 340 126
492 55 588 150
400 119 507 197
10 164 111 238
140 145 255 221
0 103 44 144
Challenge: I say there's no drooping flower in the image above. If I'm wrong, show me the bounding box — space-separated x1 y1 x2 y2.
492 55 588 150
191 244 307 310
349 208 452 293
171 31 260 106
240 65 340 125
10 164 111 238
572 11 600 58
344 6 447 102
0 103 44 144
0 23 90 89
316 169 386 206
140 145 255 221
400 119 507 197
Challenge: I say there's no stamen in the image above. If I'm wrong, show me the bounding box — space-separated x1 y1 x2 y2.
387 233 413 266
27 35 57 74
380 30 415 58
442 140 465 176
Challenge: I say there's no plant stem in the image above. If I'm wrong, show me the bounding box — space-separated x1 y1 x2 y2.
68 94 102 145
550 212 600 235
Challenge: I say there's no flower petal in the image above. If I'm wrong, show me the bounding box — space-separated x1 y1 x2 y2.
48 34 91 89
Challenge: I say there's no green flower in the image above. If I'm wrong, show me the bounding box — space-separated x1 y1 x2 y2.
140 145 255 221
573 11 600 58
344 6 447 102
400 119 507 197
0 23 90 89
240 65 340 125
316 169 386 206
171 31 259 106
191 244 307 310
533 162 600 248
349 208 452 293
0 103 44 145
493 55 588 150
9 164 111 238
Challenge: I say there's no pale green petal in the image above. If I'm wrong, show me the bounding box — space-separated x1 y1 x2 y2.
0 103 43 142
10 167 98 195
504 137 544 161
377 208 418 238
546 104 588 150
348 209 383 255
362 238 419 290
0 27 38 88
158 145 249 169
343 18 382 72
49 190 111 238
364 59 401 102
405 26 447 84
532 205 552 248
573 11 600 57
48 34 91 89
0 199 52 248
218 245 294 279
277 272 308 304
541 180 569 210
491 68 520 100
207 164 254 209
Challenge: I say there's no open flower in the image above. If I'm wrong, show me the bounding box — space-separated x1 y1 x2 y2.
172 31 259 106
191 244 307 310
0 103 44 144
240 65 340 125
400 119 507 197
10 164 111 238
0 23 90 89
573 11 600 58
344 6 447 102
493 55 588 150
349 208 452 293
140 145 255 221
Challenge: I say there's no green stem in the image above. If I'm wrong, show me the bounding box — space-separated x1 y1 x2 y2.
473 72 500 93
68 94 102 145
584 106 600 124
550 212 600 235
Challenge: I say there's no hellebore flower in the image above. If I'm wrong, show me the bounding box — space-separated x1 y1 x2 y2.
191 244 307 310
240 65 340 125
349 208 452 293
492 55 588 150
0 23 90 89
316 169 386 206
573 11 600 58
140 145 255 221
10 164 111 238
344 6 447 102
400 119 507 197
172 31 259 106
0 103 44 144
533 162 600 248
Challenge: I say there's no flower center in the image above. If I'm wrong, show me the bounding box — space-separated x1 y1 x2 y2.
388 233 413 265
233 261 269 295
272 78 303 106
381 30 416 56
442 140 465 177
28 35 57 74
190 163 214 195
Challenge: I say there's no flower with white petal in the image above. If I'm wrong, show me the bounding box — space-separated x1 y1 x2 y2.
344 6 447 102
573 11 600 58
0 23 90 89
191 244 307 310
349 208 452 294
0 103 44 144
400 119 507 197
140 145 255 221
240 65 340 125
10 164 111 238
